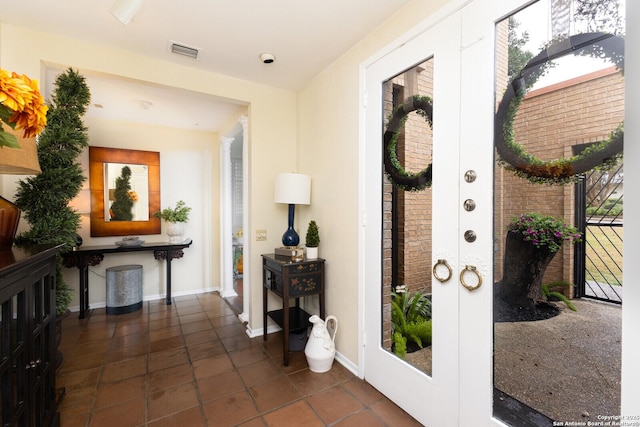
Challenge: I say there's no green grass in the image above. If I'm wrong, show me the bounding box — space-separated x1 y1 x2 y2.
585 225 623 286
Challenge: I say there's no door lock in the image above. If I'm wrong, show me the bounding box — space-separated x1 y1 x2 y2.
464 230 476 243
463 199 476 212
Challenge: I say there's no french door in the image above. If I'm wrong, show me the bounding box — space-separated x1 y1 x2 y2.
362 0 544 425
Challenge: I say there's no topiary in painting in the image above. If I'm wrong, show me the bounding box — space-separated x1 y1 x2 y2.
14 68 91 315
110 165 134 221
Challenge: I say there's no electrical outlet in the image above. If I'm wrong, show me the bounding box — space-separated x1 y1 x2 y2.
256 230 267 241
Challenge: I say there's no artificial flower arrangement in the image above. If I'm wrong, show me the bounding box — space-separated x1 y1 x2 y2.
0 68 48 148
507 212 582 253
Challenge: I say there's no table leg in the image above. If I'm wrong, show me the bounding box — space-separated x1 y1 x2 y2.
165 256 172 305
263 286 268 341
79 266 89 319
283 297 290 366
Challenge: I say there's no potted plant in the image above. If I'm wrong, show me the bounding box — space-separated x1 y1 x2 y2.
305 220 320 259
153 200 191 243
496 212 581 321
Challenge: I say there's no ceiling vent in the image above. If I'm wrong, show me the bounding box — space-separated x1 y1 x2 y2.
170 42 199 59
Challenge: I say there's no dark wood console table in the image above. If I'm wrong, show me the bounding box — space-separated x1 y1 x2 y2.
1 244 62 426
262 254 325 366
62 239 192 319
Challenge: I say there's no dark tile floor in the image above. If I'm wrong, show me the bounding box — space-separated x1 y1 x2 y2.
57 292 422 426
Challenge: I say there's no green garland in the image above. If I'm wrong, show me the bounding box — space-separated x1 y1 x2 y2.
383 95 433 191
495 32 624 185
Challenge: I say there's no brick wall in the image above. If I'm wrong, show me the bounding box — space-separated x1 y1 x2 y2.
494 67 624 290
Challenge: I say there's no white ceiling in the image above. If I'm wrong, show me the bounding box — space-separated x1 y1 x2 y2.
1 0 412 132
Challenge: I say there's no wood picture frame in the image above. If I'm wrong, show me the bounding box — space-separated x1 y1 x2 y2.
89 147 161 237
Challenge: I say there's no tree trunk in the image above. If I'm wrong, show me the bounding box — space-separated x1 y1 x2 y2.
498 231 558 311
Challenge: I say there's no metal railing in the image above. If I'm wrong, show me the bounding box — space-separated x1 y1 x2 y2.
574 161 623 304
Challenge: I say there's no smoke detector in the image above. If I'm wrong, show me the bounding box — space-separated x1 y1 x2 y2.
260 53 275 64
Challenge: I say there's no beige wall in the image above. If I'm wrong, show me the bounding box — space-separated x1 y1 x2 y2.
297 0 447 365
0 22 297 321
3 0 455 369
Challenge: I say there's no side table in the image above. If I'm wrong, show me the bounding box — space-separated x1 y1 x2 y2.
262 254 325 366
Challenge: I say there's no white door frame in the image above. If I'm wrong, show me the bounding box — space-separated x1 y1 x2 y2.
360 4 464 427
219 115 251 323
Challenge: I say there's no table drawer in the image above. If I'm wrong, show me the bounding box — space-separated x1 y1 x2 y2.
264 270 322 296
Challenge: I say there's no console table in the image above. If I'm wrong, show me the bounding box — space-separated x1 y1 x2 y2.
262 254 325 366
62 239 192 319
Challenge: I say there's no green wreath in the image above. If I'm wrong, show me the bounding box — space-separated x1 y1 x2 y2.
384 95 433 191
495 32 624 185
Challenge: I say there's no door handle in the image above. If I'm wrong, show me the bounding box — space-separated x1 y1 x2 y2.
460 265 482 291
433 259 453 283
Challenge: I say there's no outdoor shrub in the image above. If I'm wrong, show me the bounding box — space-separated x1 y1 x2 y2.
542 283 577 311
391 289 433 358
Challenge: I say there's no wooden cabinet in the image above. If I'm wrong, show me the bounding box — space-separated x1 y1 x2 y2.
262 254 325 366
0 245 61 427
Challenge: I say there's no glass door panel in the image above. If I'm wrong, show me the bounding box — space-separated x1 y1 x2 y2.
381 58 434 376
493 0 624 423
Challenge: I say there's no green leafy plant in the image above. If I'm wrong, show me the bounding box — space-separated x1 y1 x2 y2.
542 282 577 312
587 197 623 216
305 220 320 247
507 212 582 253
14 68 91 315
153 200 191 223
110 165 133 221
391 289 432 358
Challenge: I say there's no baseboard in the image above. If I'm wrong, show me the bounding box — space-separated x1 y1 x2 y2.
67 286 220 313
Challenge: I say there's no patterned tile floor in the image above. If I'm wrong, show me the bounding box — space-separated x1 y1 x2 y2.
57 292 421 426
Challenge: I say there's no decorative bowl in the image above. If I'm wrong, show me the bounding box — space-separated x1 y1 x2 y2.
115 238 144 247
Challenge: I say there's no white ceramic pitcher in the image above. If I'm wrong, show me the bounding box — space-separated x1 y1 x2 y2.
304 314 338 373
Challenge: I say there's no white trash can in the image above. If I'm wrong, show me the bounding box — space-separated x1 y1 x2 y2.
106 264 143 315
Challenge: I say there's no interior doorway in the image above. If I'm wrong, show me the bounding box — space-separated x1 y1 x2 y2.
221 116 249 321
228 133 244 314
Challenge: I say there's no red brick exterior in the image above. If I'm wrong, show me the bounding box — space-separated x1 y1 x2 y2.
494 67 624 291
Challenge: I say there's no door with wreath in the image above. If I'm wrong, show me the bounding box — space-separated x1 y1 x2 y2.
362 0 628 425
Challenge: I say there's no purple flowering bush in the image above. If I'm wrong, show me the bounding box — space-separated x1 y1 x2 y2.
507 212 582 253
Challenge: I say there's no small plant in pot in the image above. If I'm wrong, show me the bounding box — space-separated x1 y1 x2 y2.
305 220 320 259
153 200 191 243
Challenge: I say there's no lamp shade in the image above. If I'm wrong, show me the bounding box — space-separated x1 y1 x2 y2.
110 0 144 25
274 173 311 205
0 127 41 175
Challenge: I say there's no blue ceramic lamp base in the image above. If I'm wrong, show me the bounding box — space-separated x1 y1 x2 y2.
281 204 300 247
